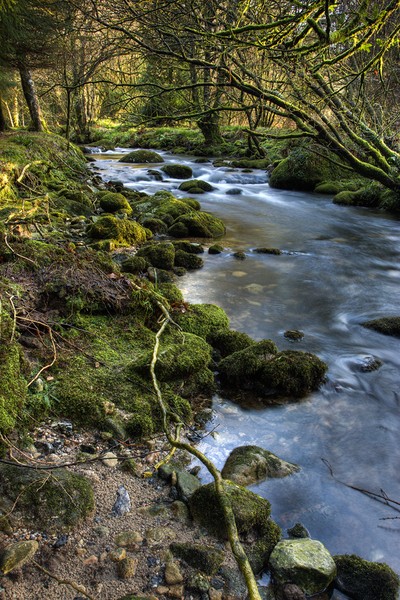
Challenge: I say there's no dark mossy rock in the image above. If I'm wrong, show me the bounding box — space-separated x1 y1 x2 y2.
333 184 400 210
98 191 132 215
173 303 230 341
157 283 184 305
284 330 304 342
0 540 39 575
314 179 362 194
119 150 164 163
133 191 194 221
147 267 175 283
218 342 327 399
87 215 150 247
121 255 150 274
231 158 270 169
178 179 214 193
136 241 175 270
172 240 204 254
233 250 246 260
168 211 225 238
170 542 224 575
334 554 400 600
174 249 204 270
147 169 163 181
189 480 281 574
226 187 242 195
209 328 255 358
161 164 193 179
140 217 168 234
221 445 299 486
253 247 282 255
0 464 94 531
208 244 224 254
362 316 400 337
287 523 310 539
0 311 28 434
180 196 201 211
269 146 348 192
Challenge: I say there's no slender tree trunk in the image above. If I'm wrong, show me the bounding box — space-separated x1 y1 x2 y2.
18 61 45 132
12 95 19 127
0 94 8 132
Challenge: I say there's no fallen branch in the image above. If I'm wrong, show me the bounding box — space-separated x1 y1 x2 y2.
32 561 96 600
150 302 262 600
3 233 38 266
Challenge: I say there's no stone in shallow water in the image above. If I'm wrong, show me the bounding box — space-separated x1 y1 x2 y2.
221 445 299 486
0 540 38 574
269 538 336 596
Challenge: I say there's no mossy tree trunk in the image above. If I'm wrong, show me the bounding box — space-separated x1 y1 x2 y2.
0 92 7 131
18 60 45 132
197 111 223 145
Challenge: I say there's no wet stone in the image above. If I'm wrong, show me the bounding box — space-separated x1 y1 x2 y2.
111 485 131 517
117 556 137 579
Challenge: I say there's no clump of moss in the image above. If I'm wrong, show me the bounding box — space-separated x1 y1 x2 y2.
157 283 184 305
87 215 150 247
253 247 282 255
174 249 204 270
133 191 193 222
0 310 28 434
334 554 400 600
173 304 230 341
178 179 214 194
119 150 164 163
208 244 224 254
161 164 193 179
172 241 204 254
170 542 224 575
209 328 255 358
136 242 176 270
98 191 132 215
168 211 225 238
218 342 327 399
0 464 94 531
121 255 150 274
140 217 168 234
362 316 400 337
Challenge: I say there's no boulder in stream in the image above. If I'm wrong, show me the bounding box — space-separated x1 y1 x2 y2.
119 150 164 163
161 164 193 179
221 445 299 486
362 316 400 338
334 554 400 600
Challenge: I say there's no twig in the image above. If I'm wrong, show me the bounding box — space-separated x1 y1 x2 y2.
7 295 17 343
32 561 96 600
3 233 38 266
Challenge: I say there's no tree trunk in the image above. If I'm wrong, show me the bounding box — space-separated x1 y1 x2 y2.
0 94 8 132
18 61 45 132
74 88 91 143
197 112 223 145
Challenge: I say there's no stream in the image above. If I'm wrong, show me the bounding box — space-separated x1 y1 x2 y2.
91 148 400 579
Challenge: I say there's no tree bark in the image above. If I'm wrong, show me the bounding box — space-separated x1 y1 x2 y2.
18 61 45 132
197 112 223 145
0 94 8 132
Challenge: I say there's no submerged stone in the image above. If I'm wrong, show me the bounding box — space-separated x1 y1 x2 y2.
269 539 336 596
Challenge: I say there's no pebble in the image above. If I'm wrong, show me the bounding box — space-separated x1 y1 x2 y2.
114 530 143 548
109 548 126 562
117 556 137 579
101 451 119 468
111 485 131 516
165 560 184 585
83 555 98 567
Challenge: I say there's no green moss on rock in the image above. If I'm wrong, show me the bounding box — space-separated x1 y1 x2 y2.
178 179 214 193
136 241 175 270
334 554 400 600
87 215 150 247
174 249 204 270
119 150 164 163
172 241 204 254
161 164 193 179
98 191 132 215
170 542 224 575
209 328 255 358
0 464 94 531
362 316 400 337
133 191 194 221
157 283 184 305
173 304 230 341
121 256 150 274
168 211 225 238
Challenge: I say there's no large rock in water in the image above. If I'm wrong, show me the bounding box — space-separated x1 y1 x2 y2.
221 445 299 486
269 539 336 595
334 554 400 600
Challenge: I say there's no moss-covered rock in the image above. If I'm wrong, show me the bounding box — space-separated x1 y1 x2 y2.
174 249 204 270
189 480 281 574
333 184 400 210
0 463 94 531
218 343 327 399
136 241 176 270
0 311 28 434
133 191 194 221
87 215 150 247
178 179 214 193
208 244 224 254
172 240 204 254
119 150 164 163
157 283 184 305
168 211 225 238
161 164 193 179
173 304 230 341
269 146 348 192
221 445 299 486
98 191 132 215
121 255 150 274
270 539 337 596
209 328 254 358
0 540 39 575
170 542 224 575
362 316 400 337
334 554 400 600
140 217 168 234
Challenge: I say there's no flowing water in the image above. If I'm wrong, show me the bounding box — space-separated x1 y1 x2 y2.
92 149 400 578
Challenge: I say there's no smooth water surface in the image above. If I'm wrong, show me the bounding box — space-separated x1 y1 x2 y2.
92 149 400 576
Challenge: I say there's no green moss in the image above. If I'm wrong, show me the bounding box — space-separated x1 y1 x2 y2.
209 328 255 358
170 542 224 575
178 179 214 193
136 241 176 270
168 211 225 238
362 316 400 337
98 191 132 215
87 215 150 247
161 164 193 179
173 303 230 341
208 244 224 254
253 247 282 255
119 150 164 163
121 256 149 274
173 241 204 254
174 249 204 270
133 191 194 221
180 197 201 210
334 554 400 600
157 283 184 304
140 217 168 234
0 464 94 531
231 158 270 169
